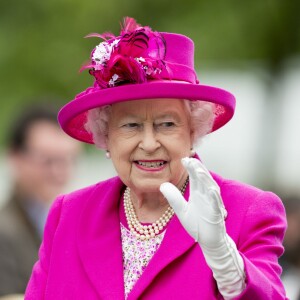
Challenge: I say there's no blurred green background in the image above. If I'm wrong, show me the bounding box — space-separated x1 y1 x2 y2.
1 0 299 146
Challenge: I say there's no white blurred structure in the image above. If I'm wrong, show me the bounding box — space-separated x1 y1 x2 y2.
1 63 300 206
199 62 300 194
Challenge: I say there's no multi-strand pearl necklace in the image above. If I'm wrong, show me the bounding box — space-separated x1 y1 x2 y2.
124 178 189 240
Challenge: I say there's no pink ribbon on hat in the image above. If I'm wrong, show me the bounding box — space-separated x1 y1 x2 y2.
161 61 199 84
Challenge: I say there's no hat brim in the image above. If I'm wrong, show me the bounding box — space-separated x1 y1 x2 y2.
58 81 235 144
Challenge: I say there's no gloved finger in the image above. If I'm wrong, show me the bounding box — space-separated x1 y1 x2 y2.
181 157 212 193
182 157 224 211
209 188 228 219
181 157 203 192
195 159 215 181
191 159 217 189
160 182 187 218
189 158 220 191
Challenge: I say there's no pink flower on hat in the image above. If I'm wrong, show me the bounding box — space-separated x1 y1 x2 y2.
83 17 167 89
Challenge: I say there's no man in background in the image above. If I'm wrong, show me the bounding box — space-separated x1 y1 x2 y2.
0 103 81 296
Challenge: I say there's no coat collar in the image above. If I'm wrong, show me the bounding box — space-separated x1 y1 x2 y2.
76 174 221 299
128 213 198 299
76 177 125 299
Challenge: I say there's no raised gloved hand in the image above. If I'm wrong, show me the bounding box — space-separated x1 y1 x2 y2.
160 157 245 299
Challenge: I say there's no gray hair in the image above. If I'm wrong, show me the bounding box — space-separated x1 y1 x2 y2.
85 100 215 149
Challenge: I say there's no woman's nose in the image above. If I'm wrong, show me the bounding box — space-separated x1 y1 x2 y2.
139 127 160 153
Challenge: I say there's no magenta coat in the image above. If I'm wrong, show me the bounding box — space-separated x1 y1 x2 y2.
25 173 287 299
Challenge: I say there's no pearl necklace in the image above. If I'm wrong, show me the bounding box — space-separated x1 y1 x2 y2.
124 178 189 240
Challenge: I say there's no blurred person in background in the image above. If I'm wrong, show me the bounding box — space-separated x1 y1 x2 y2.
0 103 81 297
280 195 300 300
26 18 287 299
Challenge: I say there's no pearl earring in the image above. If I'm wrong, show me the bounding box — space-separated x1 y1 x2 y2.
190 149 196 157
105 150 111 159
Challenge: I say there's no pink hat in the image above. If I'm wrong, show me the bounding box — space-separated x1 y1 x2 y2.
58 17 235 144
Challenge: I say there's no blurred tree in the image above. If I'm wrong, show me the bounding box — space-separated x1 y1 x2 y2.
0 0 299 147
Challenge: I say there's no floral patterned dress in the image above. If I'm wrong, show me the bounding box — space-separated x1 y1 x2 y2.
119 196 166 299
120 224 165 298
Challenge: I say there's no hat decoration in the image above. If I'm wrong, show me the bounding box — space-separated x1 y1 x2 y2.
81 17 169 89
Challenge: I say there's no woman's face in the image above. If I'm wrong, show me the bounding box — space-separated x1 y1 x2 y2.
106 99 193 194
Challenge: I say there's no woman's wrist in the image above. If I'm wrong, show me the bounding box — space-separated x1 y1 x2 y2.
200 234 246 299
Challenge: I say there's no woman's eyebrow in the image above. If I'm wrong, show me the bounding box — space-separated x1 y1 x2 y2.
155 112 180 120
117 113 142 120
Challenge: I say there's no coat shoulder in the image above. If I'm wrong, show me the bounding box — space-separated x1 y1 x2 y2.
61 176 122 203
211 172 286 232
54 176 123 218
212 172 281 205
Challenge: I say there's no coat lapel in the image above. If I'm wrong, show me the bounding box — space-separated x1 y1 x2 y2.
128 216 199 299
128 182 205 299
76 177 126 299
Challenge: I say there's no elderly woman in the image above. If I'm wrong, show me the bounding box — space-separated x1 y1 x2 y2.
25 18 287 299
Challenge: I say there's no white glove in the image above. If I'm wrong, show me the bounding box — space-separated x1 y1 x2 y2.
160 157 245 299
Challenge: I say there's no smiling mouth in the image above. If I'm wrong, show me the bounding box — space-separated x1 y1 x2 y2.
135 161 166 168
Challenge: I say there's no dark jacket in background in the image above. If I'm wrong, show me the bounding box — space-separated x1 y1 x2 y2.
0 194 41 296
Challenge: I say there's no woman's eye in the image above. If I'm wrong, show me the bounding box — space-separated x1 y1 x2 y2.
160 122 175 127
123 123 139 128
